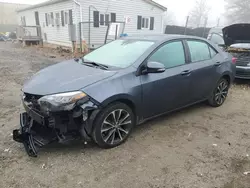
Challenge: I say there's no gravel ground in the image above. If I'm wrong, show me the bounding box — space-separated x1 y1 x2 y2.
0 42 250 188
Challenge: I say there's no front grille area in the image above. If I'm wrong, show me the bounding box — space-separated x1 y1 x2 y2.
24 93 43 102
23 93 43 112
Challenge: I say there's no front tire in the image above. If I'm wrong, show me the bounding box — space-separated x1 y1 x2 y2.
208 78 230 107
92 102 135 149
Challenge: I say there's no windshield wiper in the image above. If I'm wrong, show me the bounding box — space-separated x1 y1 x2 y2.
82 58 109 70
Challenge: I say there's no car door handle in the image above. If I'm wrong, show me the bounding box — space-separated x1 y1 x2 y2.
181 70 192 76
214 62 222 66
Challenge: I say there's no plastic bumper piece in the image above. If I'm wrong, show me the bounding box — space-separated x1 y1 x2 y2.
13 113 39 157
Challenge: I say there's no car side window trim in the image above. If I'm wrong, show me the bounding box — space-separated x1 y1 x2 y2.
185 39 217 63
208 45 218 58
182 40 192 63
136 39 188 76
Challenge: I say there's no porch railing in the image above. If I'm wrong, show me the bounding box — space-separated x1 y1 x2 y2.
17 26 42 41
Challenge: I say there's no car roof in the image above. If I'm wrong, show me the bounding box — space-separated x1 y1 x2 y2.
122 34 208 42
208 27 223 34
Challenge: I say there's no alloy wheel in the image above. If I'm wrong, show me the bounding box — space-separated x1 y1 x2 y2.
214 80 229 105
101 109 132 145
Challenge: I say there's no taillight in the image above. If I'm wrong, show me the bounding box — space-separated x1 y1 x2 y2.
232 57 237 64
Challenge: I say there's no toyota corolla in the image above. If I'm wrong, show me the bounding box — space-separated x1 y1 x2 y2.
13 35 236 157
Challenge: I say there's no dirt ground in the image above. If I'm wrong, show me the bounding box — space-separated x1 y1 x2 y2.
0 42 250 188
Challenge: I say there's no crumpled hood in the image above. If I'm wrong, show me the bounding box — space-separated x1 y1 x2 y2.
230 43 250 49
223 24 250 46
23 59 117 95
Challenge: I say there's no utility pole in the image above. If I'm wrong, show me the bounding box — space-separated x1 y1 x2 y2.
217 18 220 27
184 16 189 35
202 17 208 38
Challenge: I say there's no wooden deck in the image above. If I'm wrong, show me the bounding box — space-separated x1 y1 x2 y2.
17 26 43 45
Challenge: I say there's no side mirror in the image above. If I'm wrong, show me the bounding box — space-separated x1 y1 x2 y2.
142 61 166 74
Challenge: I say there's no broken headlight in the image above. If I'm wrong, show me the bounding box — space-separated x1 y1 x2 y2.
38 91 88 112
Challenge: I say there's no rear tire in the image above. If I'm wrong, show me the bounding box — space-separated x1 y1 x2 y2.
208 78 229 107
92 102 135 149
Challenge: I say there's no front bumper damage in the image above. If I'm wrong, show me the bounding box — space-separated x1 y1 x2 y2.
13 97 99 157
13 113 54 157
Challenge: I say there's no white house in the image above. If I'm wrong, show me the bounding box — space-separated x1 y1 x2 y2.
17 0 167 49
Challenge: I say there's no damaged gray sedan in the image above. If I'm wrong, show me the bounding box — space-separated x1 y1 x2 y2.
13 35 235 157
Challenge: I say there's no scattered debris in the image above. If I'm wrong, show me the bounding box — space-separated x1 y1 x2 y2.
4 148 10 152
41 164 46 169
228 142 231 146
1 124 4 127
212 144 218 147
196 172 203 177
188 133 192 137
49 55 56 58
215 135 221 139
243 171 250 175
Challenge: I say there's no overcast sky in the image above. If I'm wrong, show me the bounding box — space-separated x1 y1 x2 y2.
1 0 226 26
154 0 226 26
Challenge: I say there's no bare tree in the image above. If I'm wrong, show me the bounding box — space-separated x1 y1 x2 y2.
189 0 210 28
225 0 250 23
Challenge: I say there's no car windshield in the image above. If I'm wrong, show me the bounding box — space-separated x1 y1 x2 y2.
83 39 155 68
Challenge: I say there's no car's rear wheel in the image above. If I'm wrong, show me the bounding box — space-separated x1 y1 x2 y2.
92 102 135 148
208 78 230 107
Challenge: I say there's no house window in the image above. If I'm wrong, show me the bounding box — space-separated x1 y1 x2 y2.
55 12 60 26
56 13 60 19
105 14 109 26
137 16 154 30
99 14 110 26
150 17 154 30
142 17 149 29
94 12 116 27
100 14 104 25
50 12 54 26
47 13 51 25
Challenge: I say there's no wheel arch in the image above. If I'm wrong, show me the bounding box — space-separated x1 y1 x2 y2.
221 73 232 85
101 94 137 116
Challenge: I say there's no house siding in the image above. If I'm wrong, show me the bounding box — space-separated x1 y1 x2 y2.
78 0 165 48
17 0 165 48
17 0 74 47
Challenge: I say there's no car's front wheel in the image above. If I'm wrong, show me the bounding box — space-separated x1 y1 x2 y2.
92 102 135 148
208 78 230 107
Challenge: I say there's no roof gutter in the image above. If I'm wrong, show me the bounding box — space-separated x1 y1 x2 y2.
17 0 68 12
143 0 167 11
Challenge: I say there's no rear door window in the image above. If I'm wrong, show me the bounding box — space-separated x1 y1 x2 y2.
210 33 224 45
148 41 186 69
187 40 211 62
209 46 217 58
